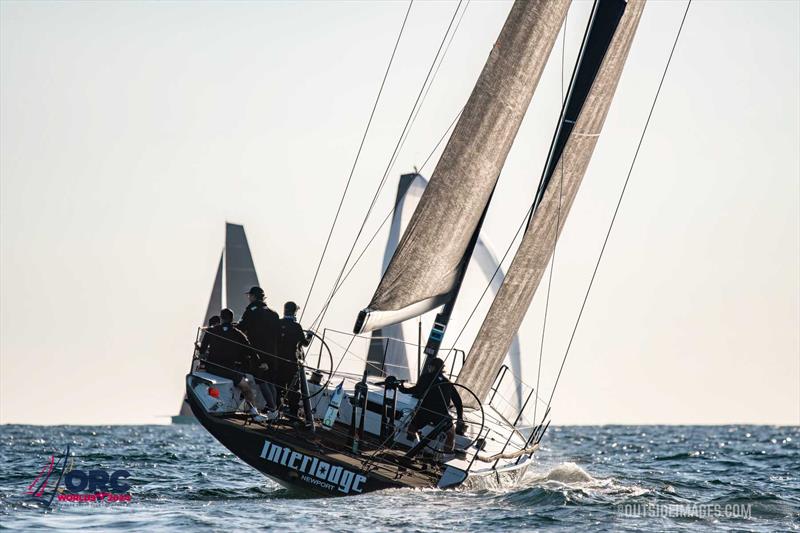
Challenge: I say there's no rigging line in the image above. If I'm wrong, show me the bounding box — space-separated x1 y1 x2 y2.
308 107 463 330
310 0 466 332
396 0 471 164
312 333 357 412
421 108 463 170
443 201 532 360
543 0 692 417
310 1 465 332
533 9 568 428
300 0 414 322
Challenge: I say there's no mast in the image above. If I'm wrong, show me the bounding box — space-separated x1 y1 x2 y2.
458 0 646 402
354 0 571 338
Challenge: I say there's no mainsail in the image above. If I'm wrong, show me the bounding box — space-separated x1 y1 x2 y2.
354 0 571 335
458 0 646 402
366 174 523 385
224 222 260 313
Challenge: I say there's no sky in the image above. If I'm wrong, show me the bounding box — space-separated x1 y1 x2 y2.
1 0 798 426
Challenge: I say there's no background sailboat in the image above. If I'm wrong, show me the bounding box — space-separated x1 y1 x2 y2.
172 222 260 424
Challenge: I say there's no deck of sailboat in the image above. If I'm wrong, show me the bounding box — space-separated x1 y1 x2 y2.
211 411 445 489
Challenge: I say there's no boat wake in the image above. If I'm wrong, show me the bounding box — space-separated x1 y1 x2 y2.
491 462 648 506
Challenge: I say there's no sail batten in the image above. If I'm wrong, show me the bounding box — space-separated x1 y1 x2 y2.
458 0 646 402
355 0 571 335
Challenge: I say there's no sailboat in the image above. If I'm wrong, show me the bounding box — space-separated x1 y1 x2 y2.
172 222 261 424
185 0 646 495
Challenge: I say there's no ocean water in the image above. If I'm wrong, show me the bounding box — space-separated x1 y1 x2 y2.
0 424 797 531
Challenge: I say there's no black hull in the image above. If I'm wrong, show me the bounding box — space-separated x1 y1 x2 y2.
186 383 415 497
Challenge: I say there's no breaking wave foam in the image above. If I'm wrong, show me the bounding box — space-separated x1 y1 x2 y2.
518 462 649 499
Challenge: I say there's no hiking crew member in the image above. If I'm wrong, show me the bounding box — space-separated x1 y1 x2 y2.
399 357 465 453
203 308 263 420
237 286 280 410
274 301 312 416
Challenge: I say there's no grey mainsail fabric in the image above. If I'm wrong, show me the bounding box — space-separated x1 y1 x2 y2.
355 0 571 334
458 0 646 403
203 251 223 327
224 222 260 318
365 174 524 390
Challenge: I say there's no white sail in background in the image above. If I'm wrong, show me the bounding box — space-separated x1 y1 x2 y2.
355 0 571 335
224 223 260 315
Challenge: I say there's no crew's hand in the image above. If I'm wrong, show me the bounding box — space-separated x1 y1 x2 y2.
259 363 269 370
305 331 314 341
455 419 467 436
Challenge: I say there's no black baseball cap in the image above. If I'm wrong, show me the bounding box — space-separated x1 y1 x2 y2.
245 286 265 298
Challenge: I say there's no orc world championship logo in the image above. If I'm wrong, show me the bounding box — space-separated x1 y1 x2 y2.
25 445 133 506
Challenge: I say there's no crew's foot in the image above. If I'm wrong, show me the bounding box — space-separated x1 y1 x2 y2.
248 406 267 423
260 409 280 421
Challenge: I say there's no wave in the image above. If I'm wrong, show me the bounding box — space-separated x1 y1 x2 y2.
493 462 649 507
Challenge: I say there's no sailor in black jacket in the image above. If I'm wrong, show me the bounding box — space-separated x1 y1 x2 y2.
400 357 464 453
238 286 280 359
273 301 312 415
203 308 264 420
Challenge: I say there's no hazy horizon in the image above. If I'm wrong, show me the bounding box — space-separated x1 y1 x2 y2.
1 0 798 426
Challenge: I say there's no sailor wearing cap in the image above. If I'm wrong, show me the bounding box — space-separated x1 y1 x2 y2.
238 286 280 354
238 286 281 410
